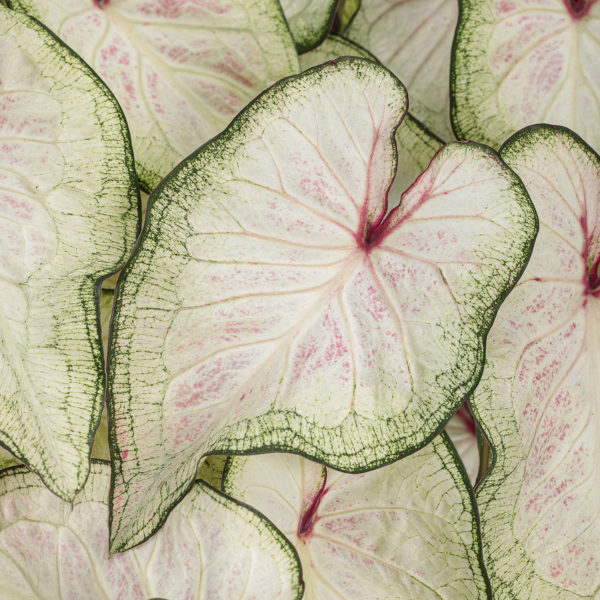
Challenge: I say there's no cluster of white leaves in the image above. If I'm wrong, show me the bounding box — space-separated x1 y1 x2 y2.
1 0 598 598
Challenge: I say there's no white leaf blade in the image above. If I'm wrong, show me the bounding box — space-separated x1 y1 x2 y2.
0 463 303 600
223 435 491 599
0 7 138 499
472 125 600 598
108 58 536 551
452 0 600 152
10 0 300 190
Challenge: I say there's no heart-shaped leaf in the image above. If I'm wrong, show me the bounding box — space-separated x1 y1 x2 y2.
452 0 600 151
471 125 600 598
8 0 300 190
280 0 339 53
108 57 536 551
346 0 459 140
223 434 491 598
0 463 302 599
0 7 138 500
299 34 445 199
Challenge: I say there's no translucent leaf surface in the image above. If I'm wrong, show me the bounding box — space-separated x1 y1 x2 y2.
196 454 229 487
338 0 361 32
102 190 149 290
0 463 302 600
108 57 536 551
100 287 115 356
90 406 110 462
299 36 445 211
346 0 459 140
0 7 138 499
452 0 600 152
280 0 339 52
9 0 300 191
472 125 600 598
0 448 20 471
223 435 490 599
446 403 479 484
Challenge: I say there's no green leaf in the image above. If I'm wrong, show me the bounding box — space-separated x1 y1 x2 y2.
338 0 361 32
9 0 300 191
0 7 138 500
472 125 600 598
0 446 20 471
108 57 536 551
280 0 339 53
99 287 115 357
452 0 600 151
0 463 303 599
196 454 229 488
298 33 377 68
346 0 459 140
223 435 491 598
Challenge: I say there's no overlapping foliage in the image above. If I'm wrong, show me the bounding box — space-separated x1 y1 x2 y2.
1 0 598 598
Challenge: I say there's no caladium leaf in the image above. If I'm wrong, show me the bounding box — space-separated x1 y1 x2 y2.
446 403 479 484
0 7 138 500
471 125 600 598
223 435 491 598
280 0 339 53
8 0 300 191
345 0 459 141
452 0 600 152
299 36 444 208
0 463 303 599
108 57 536 551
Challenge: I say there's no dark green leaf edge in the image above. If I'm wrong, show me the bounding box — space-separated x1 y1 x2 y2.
440 431 493 599
0 7 140 500
450 0 532 147
288 0 340 54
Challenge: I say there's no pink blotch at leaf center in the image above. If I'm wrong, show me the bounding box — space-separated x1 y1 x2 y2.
297 480 328 538
564 0 597 18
